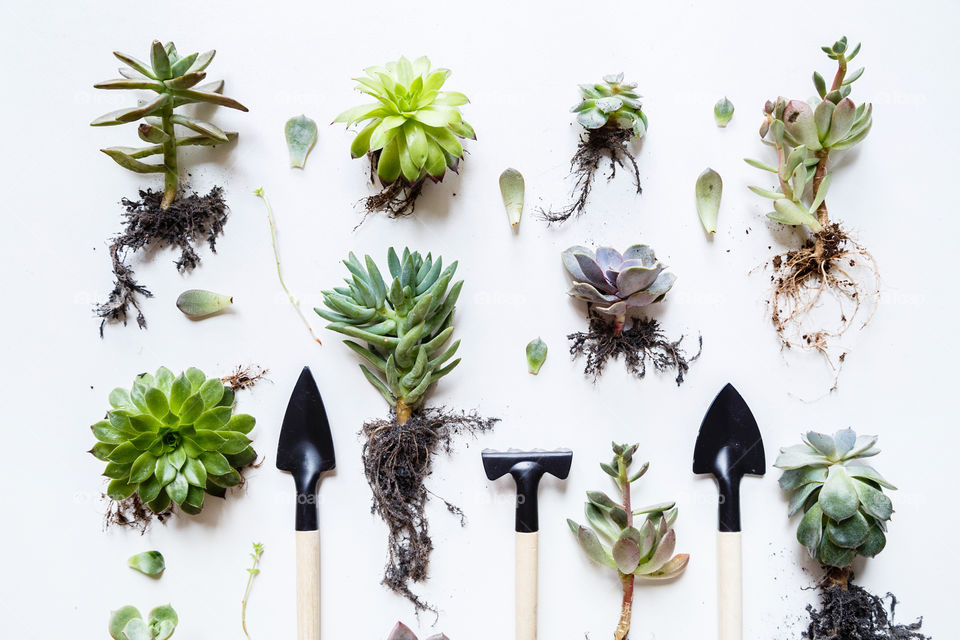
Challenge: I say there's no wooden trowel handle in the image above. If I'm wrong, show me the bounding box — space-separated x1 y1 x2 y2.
516 531 538 640
717 531 742 640
296 530 321 640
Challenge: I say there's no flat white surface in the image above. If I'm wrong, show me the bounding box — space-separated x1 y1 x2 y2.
1 1 957 638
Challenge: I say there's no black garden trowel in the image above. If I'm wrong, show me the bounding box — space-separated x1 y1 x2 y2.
276 367 336 640
483 449 573 640
693 383 765 640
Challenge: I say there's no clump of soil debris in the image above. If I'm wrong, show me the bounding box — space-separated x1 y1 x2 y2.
104 494 172 533
361 407 498 613
804 573 927 640
95 187 229 335
221 364 269 391
770 221 879 368
361 151 427 218
540 128 641 224
568 312 700 385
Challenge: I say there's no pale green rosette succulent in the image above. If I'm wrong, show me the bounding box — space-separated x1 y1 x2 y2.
775 428 894 568
90 366 257 515
572 73 648 138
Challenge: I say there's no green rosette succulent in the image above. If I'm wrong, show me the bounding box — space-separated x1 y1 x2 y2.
775 428 894 568
334 56 475 186
92 40 247 209
316 248 462 424
572 73 648 138
109 605 177 640
90 366 257 515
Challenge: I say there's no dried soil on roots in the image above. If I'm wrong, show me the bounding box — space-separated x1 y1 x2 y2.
770 223 879 368
568 313 701 385
804 580 927 639
361 407 498 613
361 151 426 218
539 127 641 224
95 187 229 335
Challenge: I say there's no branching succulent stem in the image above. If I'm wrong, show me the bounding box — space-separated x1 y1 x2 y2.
160 104 178 209
812 150 831 229
242 542 264 640
615 457 634 640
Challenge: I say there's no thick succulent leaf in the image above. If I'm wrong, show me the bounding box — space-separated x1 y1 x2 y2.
617 264 664 297
782 100 822 150
814 100 833 140
377 138 402 183
695 168 722 233
817 535 856 568
100 148 166 173
174 88 248 111
636 519 657 559
573 523 615 568
128 551 165 576
634 529 676 574
834 428 857 457
824 98 856 147
577 108 607 129
568 282 619 304
858 523 886 557
109 606 142 640
612 537 642 573
641 553 689 580
561 246 593 281
386 622 418 640
797 502 824 549
819 466 860 521
788 482 820 516
804 432 838 458
584 503 619 540
779 465 828 490
573 252 614 292
170 114 228 142
853 479 893 520
121 618 151 640
770 198 820 230
621 245 656 266
826 510 870 548
848 435 879 458
844 464 896 490
148 605 178 640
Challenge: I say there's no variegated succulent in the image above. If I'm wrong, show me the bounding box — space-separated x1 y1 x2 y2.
572 73 648 138
562 245 676 334
334 56 475 186
568 443 688 640
746 37 872 230
316 248 462 425
92 40 247 209
775 429 894 569
90 366 257 516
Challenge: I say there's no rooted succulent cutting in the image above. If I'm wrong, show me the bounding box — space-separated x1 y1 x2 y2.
92 41 247 335
775 430 925 639
541 74 646 223
109 605 177 640
568 443 688 640
334 56 475 217
317 248 495 611
562 245 699 383
746 36 878 370
91 366 257 527
92 41 247 209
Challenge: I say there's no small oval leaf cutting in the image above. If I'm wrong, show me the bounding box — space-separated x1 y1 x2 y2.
128 550 165 576
176 289 232 318
285 115 318 169
499 168 525 228
695 168 722 234
526 337 547 374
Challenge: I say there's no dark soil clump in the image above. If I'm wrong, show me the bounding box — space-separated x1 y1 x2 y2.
540 127 641 223
361 407 498 613
770 222 878 365
805 582 927 640
568 313 701 385
95 187 229 335
362 151 426 218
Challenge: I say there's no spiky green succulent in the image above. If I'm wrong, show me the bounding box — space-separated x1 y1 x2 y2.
746 37 872 231
562 245 676 333
316 248 462 423
92 40 248 209
568 443 688 640
775 428 894 568
333 56 475 186
90 366 257 515
572 73 648 138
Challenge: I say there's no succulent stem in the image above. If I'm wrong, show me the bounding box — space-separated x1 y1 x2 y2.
396 398 412 425
825 565 851 591
159 102 178 209
613 315 626 337
831 57 847 91
812 150 830 228
615 455 635 640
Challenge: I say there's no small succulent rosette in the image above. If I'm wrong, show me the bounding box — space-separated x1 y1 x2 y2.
91 366 257 515
572 73 647 138
562 245 676 334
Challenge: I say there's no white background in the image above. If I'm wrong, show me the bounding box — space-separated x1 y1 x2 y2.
1 1 957 638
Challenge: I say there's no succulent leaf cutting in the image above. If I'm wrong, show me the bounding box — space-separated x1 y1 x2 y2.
775 430 926 639
109 605 178 640
334 56 475 217
568 444 688 640
318 248 495 612
91 40 247 334
541 74 647 223
562 244 699 383
91 366 257 526
746 36 878 371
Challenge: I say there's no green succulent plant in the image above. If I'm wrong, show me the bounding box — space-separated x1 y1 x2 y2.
316 248 462 425
775 428 894 570
746 37 872 231
90 366 257 515
92 40 248 209
333 56 475 186
568 443 688 640
572 73 648 138
109 605 177 640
